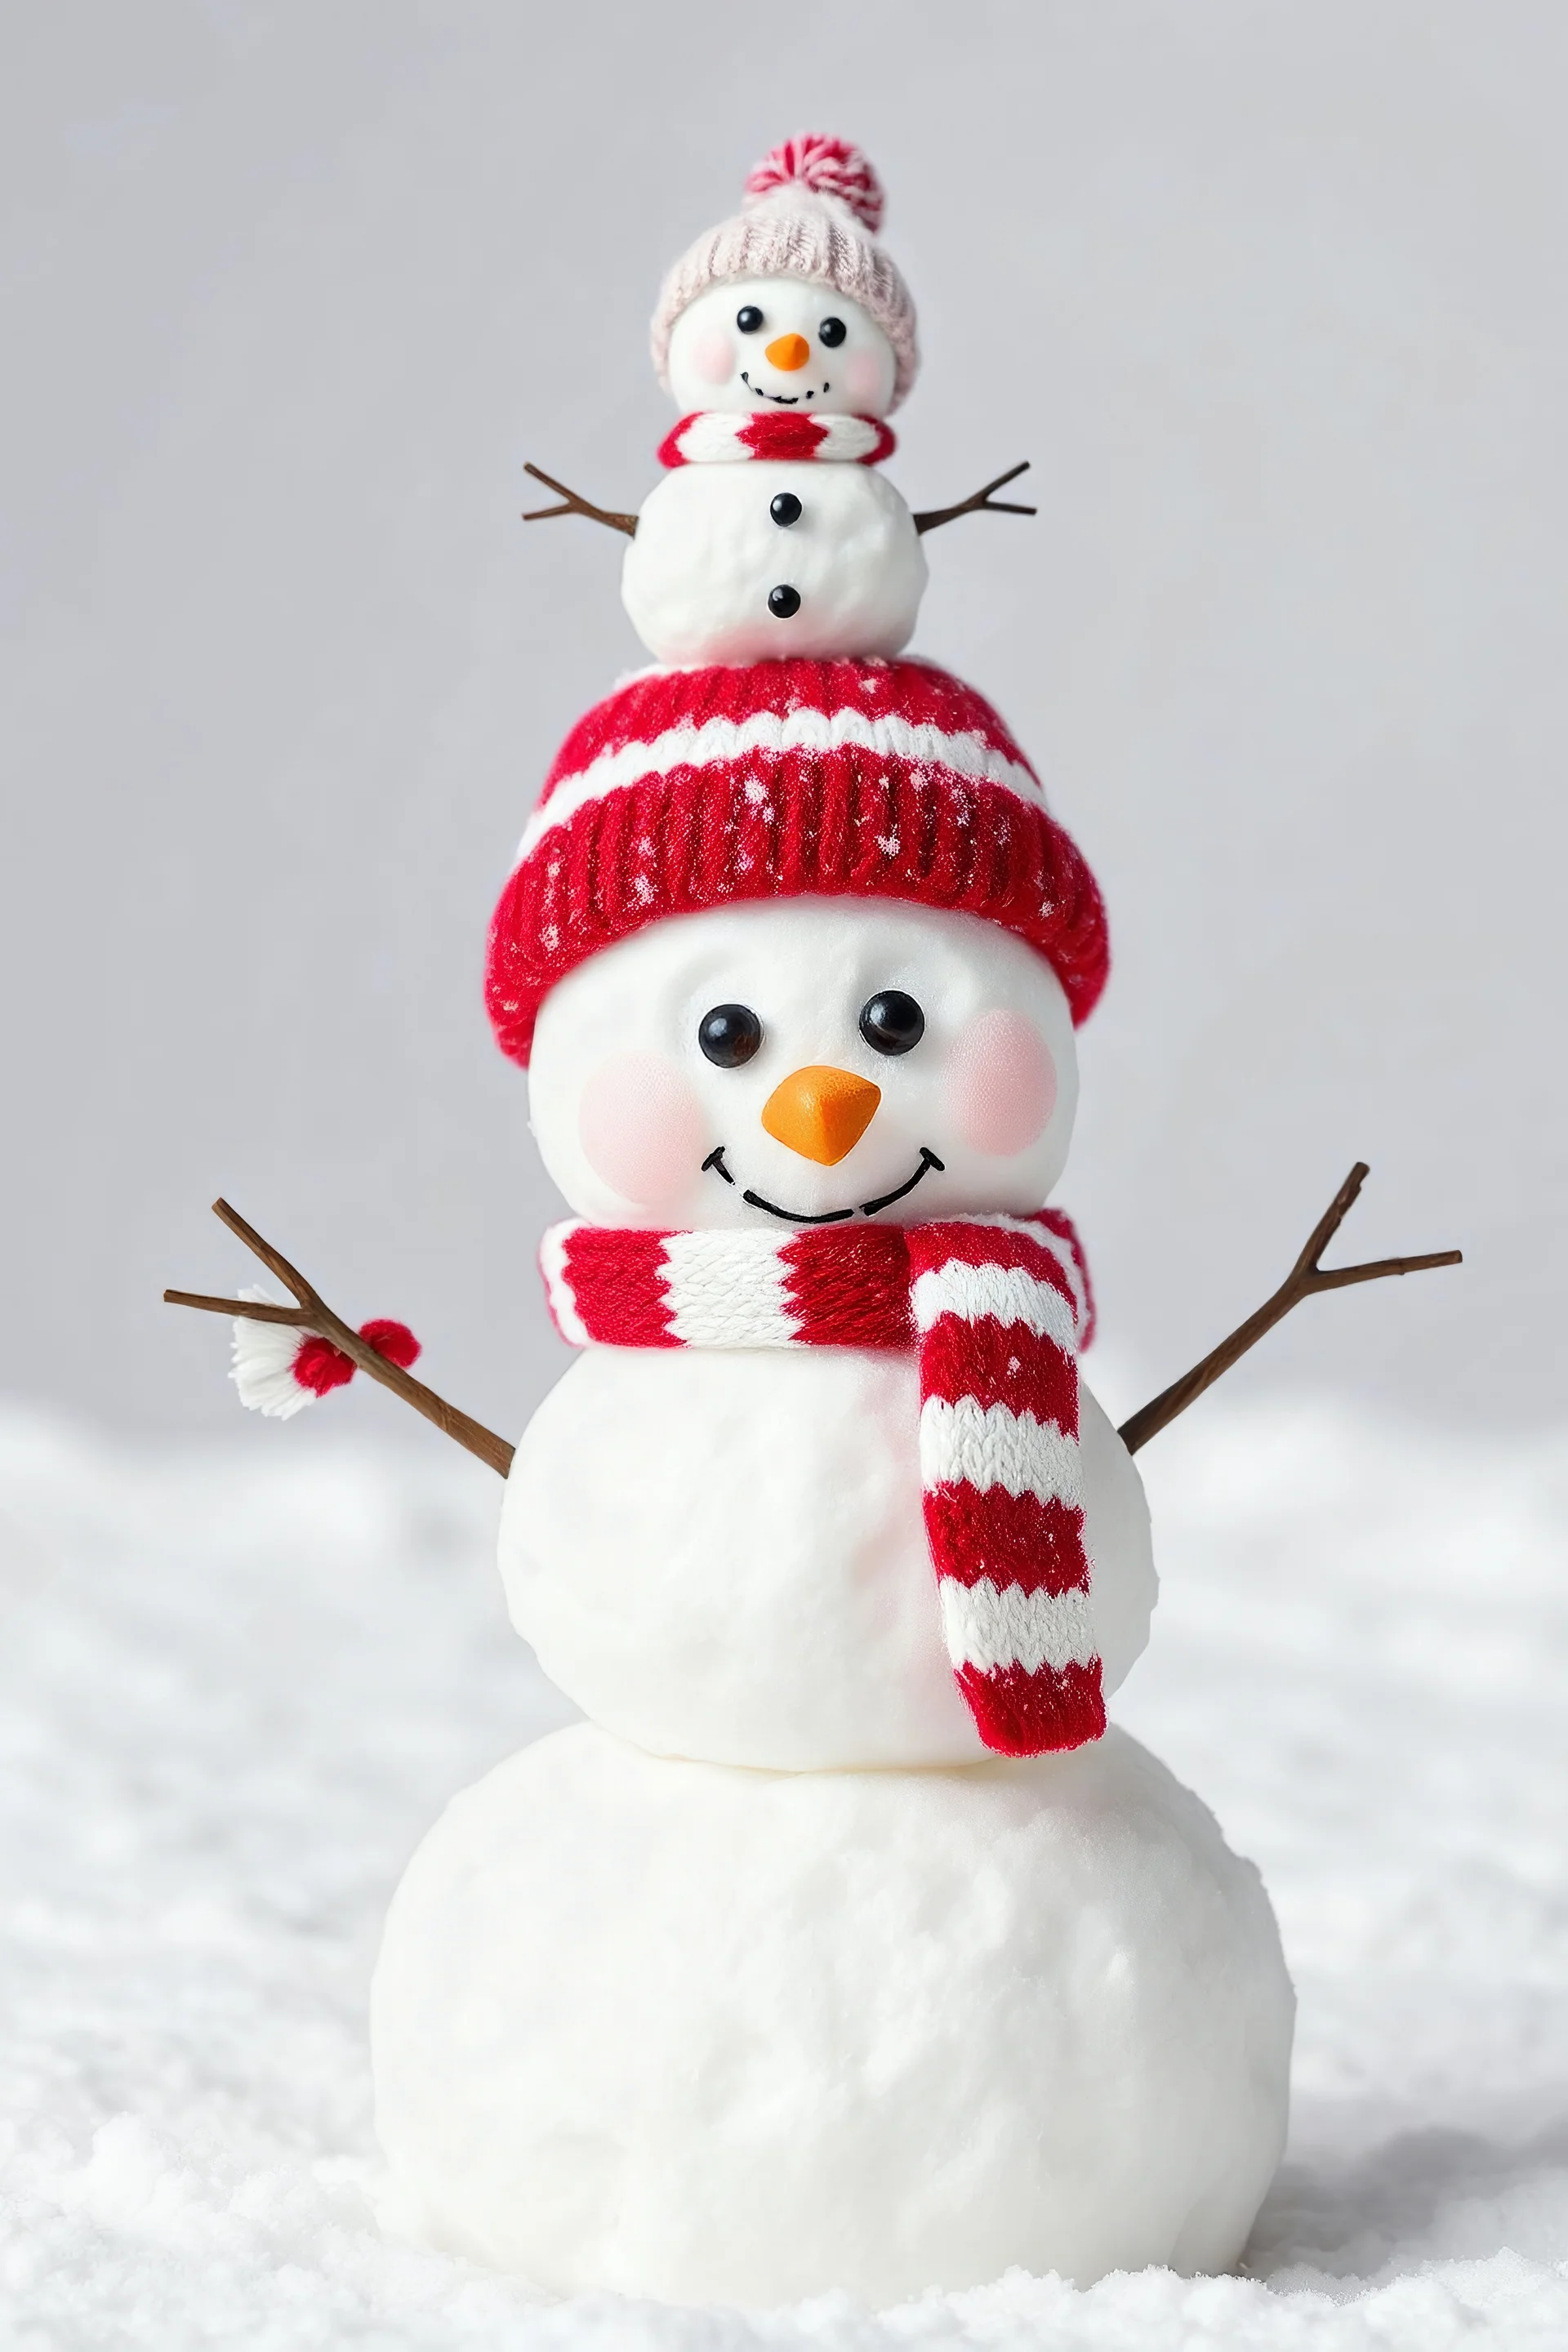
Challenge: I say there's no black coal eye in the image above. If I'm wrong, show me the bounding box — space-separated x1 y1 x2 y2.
736 305 764 334
817 316 847 348
768 584 801 617
859 991 924 1056
698 1003 763 1067
770 492 802 527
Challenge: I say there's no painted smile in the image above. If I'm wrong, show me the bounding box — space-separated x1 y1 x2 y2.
702 1145 943 1224
740 371 831 407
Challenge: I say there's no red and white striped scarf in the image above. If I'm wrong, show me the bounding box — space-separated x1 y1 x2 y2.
657 410 898 469
540 1213 1105 1758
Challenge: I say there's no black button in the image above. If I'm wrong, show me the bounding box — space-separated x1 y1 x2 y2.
818 316 847 348
736 305 764 334
770 492 803 528
768 585 802 618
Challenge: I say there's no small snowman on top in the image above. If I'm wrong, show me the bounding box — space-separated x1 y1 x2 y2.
525 132 1033 667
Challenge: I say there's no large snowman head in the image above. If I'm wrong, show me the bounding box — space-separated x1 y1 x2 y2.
529 898 1078 1232
652 134 919 415
666 280 898 419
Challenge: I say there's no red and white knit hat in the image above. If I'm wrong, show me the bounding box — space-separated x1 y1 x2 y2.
486 658 1108 1067
651 134 920 410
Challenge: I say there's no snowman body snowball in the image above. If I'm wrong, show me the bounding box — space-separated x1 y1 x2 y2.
625 457 926 668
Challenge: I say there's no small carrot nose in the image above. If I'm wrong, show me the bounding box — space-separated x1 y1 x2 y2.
761 1066 881 1165
764 332 811 372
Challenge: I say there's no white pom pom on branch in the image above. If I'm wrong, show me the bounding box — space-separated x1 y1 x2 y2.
230 1284 319 1418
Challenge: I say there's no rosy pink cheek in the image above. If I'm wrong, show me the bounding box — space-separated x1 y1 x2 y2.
946 1012 1058 1156
577 1053 707 1206
844 348 886 406
690 327 736 385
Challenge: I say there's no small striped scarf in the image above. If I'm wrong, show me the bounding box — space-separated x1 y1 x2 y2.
540 1214 1105 1757
657 410 898 469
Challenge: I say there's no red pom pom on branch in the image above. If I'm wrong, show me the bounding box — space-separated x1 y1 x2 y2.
294 1318 421 1396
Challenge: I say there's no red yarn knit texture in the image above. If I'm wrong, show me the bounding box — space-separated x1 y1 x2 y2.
292 1317 421 1398
487 658 1108 1067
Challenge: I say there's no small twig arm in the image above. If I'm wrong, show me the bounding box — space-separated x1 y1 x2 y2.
912 461 1037 536
1116 1163 1462 1456
521 462 639 538
164 1200 514 1478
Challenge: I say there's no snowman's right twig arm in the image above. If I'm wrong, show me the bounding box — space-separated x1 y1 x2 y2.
1116 1163 1462 1455
522 463 638 538
912 462 1037 535
165 1200 515 1477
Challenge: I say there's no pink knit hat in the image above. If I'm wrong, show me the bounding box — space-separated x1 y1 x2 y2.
486 657 1107 1067
650 135 920 411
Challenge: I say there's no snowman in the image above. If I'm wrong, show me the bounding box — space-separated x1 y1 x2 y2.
160 128 1468 2309
167 131 1472 2310
524 134 1035 667
361 641 1297 2302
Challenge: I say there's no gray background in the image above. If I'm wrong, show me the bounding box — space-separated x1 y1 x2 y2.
3 0 1561 1450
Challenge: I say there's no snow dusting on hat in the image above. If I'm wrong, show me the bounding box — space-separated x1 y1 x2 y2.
650 136 920 410
486 657 1107 1067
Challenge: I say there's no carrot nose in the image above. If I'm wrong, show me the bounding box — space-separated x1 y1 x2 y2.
761 1066 881 1165
764 332 811 372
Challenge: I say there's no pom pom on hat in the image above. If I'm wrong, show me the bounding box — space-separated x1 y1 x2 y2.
742 134 885 234
651 134 919 409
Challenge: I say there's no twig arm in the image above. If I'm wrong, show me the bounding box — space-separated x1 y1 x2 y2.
165 1290 306 1327
165 1201 515 1479
521 462 638 537
1116 1164 1461 1456
913 461 1036 535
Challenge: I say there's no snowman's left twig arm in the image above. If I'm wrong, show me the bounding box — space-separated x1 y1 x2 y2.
1116 1163 1462 1455
522 463 638 537
912 462 1037 535
165 1200 515 1477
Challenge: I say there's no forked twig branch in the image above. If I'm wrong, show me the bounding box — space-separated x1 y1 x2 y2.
913 461 1036 535
165 1201 514 1478
521 461 638 538
1116 1163 1461 1456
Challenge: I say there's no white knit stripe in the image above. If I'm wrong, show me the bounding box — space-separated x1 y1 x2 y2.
919 1396 1083 1507
669 413 785 463
660 1229 798 1346
938 1576 1097 1677
1031 1221 1091 1343
811 415 885 462
517 707 1045 861
909 1260 1078 1349
538 1222 591 1348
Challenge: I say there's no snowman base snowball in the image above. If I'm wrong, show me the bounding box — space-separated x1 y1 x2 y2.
371 1722 1294 2305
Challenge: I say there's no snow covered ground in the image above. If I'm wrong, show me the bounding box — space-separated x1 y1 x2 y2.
2 1395 1566 2348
